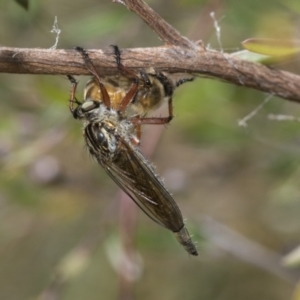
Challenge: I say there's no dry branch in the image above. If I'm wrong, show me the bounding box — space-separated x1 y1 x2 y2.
0 46 300 103
0 0 299 104
113 0 198 49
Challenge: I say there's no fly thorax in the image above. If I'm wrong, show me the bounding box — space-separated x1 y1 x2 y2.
120 119 134 135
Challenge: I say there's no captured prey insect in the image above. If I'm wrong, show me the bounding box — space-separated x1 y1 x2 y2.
83 45 194 139
68 46 197 256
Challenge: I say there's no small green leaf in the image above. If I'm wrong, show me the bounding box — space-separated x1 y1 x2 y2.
242 38 300 57
230 50 276 65
14 0 29 10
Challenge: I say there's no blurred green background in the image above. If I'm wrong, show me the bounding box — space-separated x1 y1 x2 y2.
1 0 300 299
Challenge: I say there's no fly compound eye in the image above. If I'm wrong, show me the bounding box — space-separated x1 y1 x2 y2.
81 100 98 112
96 127 117 153
96 130 109 149
97 131 107 147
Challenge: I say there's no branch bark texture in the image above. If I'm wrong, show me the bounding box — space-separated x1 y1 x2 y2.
0 0 299 104
0 46 299 103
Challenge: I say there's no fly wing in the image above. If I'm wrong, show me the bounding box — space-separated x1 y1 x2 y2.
99 138 184 232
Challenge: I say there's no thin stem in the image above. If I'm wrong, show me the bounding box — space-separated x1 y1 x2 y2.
113 0 198 49
0 47 300 103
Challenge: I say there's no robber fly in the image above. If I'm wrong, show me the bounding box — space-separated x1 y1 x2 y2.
68 46 197 256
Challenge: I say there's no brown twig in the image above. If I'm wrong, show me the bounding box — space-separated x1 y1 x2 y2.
113 0 198 49
0 46 300 103
1 0 299 103
1 0 300 104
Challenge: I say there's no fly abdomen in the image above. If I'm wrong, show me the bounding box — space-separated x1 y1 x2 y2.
174 226 198 256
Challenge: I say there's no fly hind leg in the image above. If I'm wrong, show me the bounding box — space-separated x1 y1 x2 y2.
74 46 111 109
110 45 140 113
130 93 174 126
67 75 82 117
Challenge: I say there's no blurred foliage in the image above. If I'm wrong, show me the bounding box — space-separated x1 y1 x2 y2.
13 0 29 11
1 0 300 300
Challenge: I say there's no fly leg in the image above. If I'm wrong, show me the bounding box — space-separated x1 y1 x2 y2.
175 77 194 87
74 47 111 109
130 94 173 126
110 45 140 114
129 71 174 126
67 75 82 119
